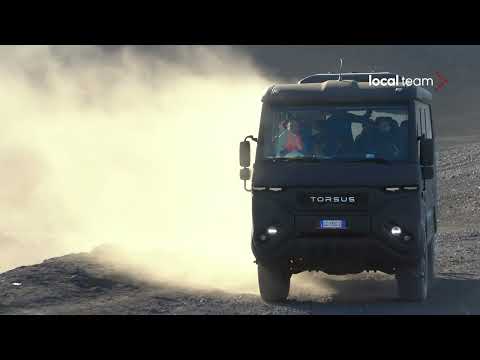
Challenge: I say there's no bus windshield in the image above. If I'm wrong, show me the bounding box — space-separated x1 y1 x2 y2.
262 105 410 162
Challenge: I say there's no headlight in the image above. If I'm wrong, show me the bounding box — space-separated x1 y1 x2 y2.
266 226 278 236
391 226 402 236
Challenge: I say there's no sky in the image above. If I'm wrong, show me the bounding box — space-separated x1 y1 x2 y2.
103 45 478 138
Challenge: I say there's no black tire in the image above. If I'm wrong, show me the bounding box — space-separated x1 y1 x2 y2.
257 263 291 303
395 232 429 302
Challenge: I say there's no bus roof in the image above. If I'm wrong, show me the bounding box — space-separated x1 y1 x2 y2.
262 78 433 106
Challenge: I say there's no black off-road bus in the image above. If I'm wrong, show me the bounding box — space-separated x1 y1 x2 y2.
239 72 437 302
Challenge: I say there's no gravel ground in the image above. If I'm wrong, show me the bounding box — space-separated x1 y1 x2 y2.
437 141 480 231
1 138 479 315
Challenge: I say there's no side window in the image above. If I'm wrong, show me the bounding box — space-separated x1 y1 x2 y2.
415 102 423 158
424 106 432 139
422 108 427 139
417 105 423 138
416 102 432 139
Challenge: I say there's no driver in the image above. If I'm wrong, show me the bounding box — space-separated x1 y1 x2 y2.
275 119 304 157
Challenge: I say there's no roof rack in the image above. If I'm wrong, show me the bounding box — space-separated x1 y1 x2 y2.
298 72 398 84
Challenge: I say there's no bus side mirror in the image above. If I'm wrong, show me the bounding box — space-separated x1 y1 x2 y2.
239 141 251 168
420 138 434 167
240 168 251 181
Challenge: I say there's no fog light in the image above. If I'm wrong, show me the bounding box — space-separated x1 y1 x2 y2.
403 234 412 242
259 234 267 242
267 226 278 236
391 226 402 236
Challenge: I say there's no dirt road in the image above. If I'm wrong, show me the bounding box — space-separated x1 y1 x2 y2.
1 139 479 315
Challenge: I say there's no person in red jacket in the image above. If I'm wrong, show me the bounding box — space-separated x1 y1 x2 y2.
284 120 304 153
275 119 304 157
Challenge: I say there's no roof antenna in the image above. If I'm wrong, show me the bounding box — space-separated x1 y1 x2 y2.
338 58 343 81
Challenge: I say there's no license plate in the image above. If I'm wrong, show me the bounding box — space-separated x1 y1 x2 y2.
319 219 347 230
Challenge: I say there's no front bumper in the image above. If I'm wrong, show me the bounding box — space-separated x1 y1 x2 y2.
258 231 424 275
251 186 422 274
252 233 420 275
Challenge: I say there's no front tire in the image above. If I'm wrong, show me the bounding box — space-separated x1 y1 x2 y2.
257 263 291 303
395 232 429 302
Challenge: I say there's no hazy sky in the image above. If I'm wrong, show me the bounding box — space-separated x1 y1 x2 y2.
105 45 478 137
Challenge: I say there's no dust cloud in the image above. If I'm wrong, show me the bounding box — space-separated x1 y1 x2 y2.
0 45 271 293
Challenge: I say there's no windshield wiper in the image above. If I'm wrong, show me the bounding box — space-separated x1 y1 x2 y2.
265 157 326 162
265 157 393 164
267 157 315 161
344 158 392 165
